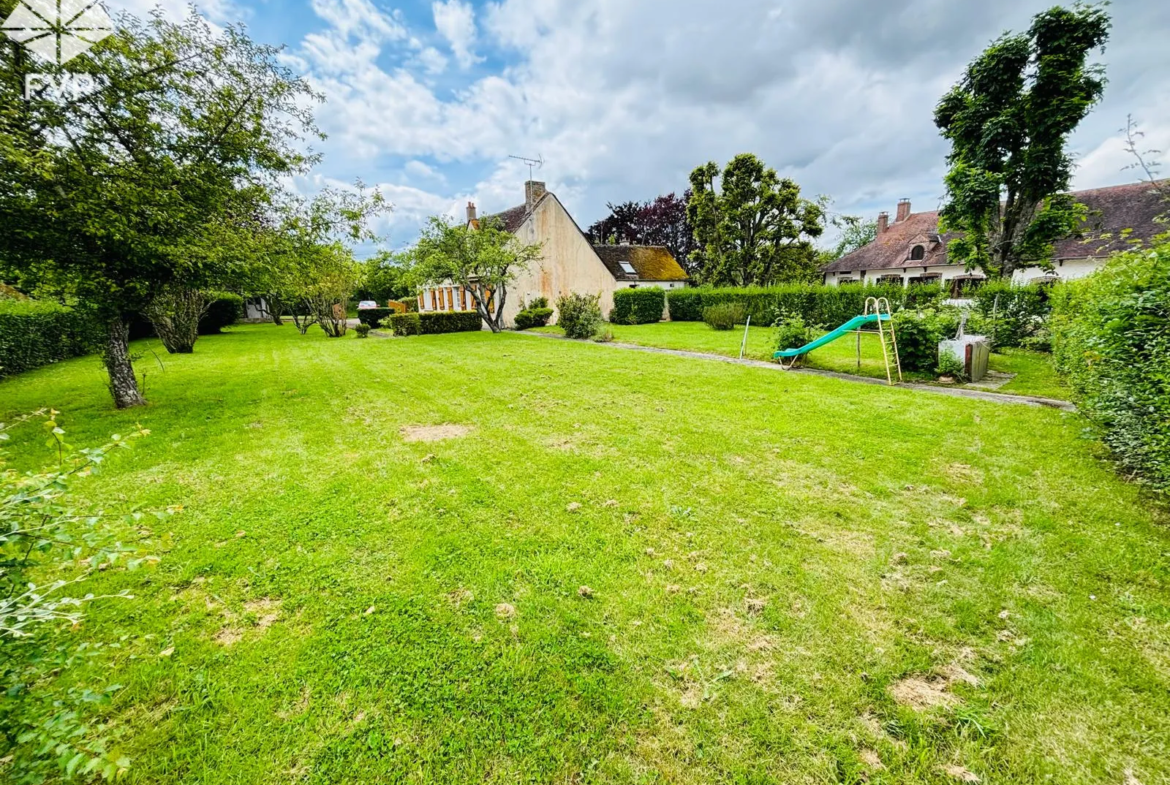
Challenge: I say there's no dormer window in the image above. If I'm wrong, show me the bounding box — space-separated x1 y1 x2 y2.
909 245 926 261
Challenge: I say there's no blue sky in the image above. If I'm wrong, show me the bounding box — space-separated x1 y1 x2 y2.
107 0 1170 257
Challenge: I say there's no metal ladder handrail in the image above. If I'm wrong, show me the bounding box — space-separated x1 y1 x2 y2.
864 297 903 385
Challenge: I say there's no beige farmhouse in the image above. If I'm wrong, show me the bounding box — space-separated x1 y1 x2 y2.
821 181 1167 295
418 181 689 326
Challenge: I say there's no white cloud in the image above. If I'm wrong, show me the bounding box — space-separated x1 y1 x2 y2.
285 0 1169 242
433 0 480 69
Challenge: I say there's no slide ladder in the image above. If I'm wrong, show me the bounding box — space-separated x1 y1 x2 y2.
773 297 903 385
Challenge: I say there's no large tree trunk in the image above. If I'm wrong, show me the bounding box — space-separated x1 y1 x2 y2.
266 294 285 326
104 316 146 409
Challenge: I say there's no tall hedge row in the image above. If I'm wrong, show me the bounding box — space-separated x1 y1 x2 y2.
611 287 666 325
667 283 947 326
0 300 96 379
1052 242 1170 494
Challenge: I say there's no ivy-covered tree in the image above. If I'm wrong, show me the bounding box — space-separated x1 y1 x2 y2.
587 193 697 274
0 7 321 407
406 217 542 333
686 154 824 286
934 3 1111 278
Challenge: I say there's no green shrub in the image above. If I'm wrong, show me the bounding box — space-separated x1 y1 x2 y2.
611 287 666 325
556 293 603 339
773 314 813 353
891 308 959 373
0 300 96 379
666 288 704 321
592 327 615 343
1052 241 1170 494
667 283 947 326
971 281 1050 348
198 292 244 334
936 348 967 381
386 312 421 336
420 311 482 334
357 307 394 327
702 302 745 330
354 323 371 338
524 296 549 309
385 311 482 336
514 307 553 331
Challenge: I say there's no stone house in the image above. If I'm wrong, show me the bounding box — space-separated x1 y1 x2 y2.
821 181 1167 294
417 181 689 325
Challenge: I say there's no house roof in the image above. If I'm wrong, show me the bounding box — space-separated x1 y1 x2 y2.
822 180 1168 274
480 203 530 233
592 244 690 282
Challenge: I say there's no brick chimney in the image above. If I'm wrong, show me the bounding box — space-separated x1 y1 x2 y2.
466 201 477 223
877 211 889 235
896 198 911 223
525 181 547 211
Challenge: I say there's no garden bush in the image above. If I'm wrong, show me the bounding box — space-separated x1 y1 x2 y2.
357 307 394 327
384 311 482 336
386 312 421 336
702 302 746 330
556 293 603 339
971 281 1050 348
611 287 665 325
198 292 244 334
514 307 553 331
891 308 961 373
420 311 482 334
0 300 95 379
773 314 814 354
667 283 947 327
1052 241 1170 494
354 323 371 338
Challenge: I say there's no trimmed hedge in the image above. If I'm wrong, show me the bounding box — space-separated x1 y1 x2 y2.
1052 241 1170 494
198 292 244 335
667 283 947 326
385 310 482 336
611 287 666 325
514 307 553 331
0 300 96 379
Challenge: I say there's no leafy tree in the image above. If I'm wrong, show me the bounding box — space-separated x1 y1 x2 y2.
361 252 415 303
686 154 824 286
934 2 1111 277
407 217 542 333
830 215 879 260
587 193 697 274
0 8 321 407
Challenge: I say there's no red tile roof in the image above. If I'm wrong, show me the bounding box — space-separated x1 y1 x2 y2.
822 181 1168 274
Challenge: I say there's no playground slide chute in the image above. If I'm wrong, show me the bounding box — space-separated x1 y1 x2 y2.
773 313 889 358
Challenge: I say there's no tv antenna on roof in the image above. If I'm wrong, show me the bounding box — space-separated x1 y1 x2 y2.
509 154 544 180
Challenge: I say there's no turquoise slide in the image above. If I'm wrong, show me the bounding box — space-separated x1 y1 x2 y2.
774 313 889 359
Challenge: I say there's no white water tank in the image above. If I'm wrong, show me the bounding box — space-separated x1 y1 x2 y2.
939 336 991 382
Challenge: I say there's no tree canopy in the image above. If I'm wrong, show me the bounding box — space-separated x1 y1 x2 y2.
935 2 1111 277
587 193 697 275
0 7 321 406
686 154 824 286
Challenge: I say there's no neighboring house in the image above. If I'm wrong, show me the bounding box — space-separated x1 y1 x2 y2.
417 181 689 325
821 181 1167 294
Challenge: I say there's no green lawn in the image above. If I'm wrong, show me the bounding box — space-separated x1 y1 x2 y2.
1 325 1165 784
536 322 1070 400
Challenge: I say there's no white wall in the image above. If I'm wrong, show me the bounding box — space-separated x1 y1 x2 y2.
1011 258 1101 284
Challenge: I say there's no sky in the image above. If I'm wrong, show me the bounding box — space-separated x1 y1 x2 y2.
105 0 1170 255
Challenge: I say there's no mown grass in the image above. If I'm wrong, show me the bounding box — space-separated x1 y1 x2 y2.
536 322 1069 400
1 324 1164 784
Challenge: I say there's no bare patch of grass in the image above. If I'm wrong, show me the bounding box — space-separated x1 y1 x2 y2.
401 424 472 442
